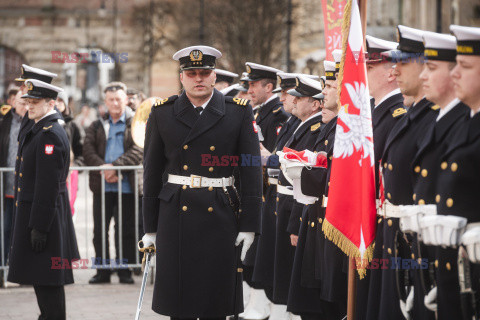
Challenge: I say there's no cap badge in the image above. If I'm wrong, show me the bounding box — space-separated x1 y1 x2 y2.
295 78 299 87
277 76 282 87
26 82 33 91
246 65 252 73
396 28 400 42
189 50 203 65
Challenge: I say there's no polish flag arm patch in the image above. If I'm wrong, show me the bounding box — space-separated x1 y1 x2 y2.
45 144 54 155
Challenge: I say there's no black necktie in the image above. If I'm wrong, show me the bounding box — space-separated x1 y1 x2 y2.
195 106 203 114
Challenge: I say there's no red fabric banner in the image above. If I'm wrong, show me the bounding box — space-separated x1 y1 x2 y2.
321 0 348 60
322 0 376 278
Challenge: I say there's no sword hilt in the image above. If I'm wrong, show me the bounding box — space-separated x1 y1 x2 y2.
138 240 156 253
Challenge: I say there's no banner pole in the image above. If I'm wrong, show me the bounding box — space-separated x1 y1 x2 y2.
347 258 357 319
346 1 367 319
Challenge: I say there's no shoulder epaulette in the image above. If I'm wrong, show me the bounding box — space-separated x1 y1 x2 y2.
0 105 12 116
43 125 53 131
272 106 282 113
431 105 440 111
311 122 322 132
230 97 249 106
153 95 178 108
392 107 407 118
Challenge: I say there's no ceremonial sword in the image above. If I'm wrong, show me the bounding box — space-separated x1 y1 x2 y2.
458 245 478 320
135 240 156 320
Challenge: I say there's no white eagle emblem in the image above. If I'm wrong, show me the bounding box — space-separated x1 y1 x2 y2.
333 81 375 167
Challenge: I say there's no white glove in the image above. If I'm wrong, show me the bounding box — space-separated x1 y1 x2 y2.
461 226 480 263
399 204 436 234
235 232 255 261
285 165 303 180
424 287 437 312
141 233 156 248
399 287 414 320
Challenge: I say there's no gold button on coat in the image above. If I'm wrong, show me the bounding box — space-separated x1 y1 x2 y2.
318 218 322 223
414 166 420 173
378 218 382 224
388 219 392 227
311 222 315 227
446 198 454 207
413 193 417 201
435 260 439 268
17 188 20 192
182 206 187 212
451 163 458 172
183 165 188 170
209 167 214 172
418 199 425 205
387 193 391 199
384 163 387 169
441 162 448 170
182 185 187 190
183 145 188 150
421 169 428 177
210 146 215 151
388 248 392 254
19 173 22 177
208 207 213 212
435 195 441 203
208 186 213 191
446 262 451 271
388 164 393 171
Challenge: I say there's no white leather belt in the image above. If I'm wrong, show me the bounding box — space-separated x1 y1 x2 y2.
322 196 328 208
268 177 278 185
277 185 293 196
168 174 234 188
383 200 404 218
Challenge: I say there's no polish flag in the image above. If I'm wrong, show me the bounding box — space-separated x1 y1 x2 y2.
322 0 376 277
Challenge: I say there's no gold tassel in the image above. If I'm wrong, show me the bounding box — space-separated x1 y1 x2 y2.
336 0 353 111
322 218 375 279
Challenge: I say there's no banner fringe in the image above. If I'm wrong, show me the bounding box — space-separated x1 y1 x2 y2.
322 218 374 279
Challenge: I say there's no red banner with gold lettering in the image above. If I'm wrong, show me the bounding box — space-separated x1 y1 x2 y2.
321 0 348 60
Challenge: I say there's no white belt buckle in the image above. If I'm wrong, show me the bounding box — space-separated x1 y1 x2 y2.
191 175 202 188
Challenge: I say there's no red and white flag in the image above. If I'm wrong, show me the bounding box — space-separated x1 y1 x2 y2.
322 0 376 277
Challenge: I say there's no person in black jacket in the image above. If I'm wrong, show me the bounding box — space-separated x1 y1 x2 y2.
8 79 79 320
418 26 478 320
368 25 439 320
0 91 27 267
141 45 262 319
357 35 407 320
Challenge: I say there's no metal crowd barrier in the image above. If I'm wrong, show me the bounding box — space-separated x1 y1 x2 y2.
0 165 144 288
